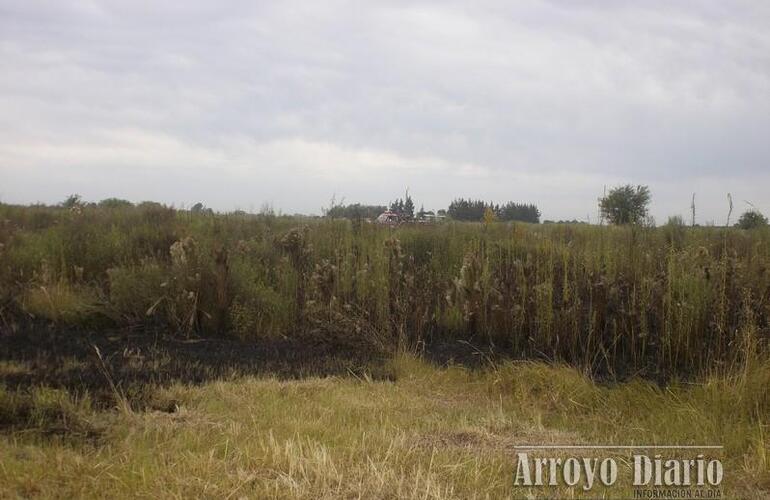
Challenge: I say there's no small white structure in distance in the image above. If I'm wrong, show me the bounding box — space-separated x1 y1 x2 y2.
375 210 401 225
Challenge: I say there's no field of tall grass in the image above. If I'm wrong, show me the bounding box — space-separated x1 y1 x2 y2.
0 202 768 497
1 202 767 379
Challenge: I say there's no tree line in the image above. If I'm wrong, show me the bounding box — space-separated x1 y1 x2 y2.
326 203 387 220
447 199 541 223
58 186 767 229
327 195 542 224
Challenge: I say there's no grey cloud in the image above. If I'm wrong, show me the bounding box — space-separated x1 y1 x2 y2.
1 0 769 222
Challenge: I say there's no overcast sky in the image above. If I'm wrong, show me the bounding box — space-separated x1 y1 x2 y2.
1 1 769 222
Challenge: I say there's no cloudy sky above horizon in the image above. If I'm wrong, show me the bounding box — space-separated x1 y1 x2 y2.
1 1 769 222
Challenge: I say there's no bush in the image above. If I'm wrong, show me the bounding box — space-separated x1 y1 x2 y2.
107 261 169 324
736 210 768 230
21 283 101 326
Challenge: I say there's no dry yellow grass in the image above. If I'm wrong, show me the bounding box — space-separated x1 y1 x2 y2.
0 356 767 498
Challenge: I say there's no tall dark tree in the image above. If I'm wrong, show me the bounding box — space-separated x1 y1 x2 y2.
403 190 415 219
447 198 486 221
390 189 416 219
599 185 651 225
497 202 540 223
389 198 404 214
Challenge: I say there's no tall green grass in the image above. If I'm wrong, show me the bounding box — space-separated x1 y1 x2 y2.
1 203 768 379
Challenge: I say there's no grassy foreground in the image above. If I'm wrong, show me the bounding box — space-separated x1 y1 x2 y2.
1 355 767 499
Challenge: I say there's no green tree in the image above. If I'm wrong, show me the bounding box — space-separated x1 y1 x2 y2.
389 198 404 214
326 203 386 219
403 190 415 219
497 201 540 223
447 198 486 221
736 210 768 229
448 198 540 223
599 185 651 225
60 194 82 209
98 198 133 209
390 189 416 220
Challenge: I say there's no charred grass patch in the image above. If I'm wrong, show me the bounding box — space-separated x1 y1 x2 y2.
0 327 391 412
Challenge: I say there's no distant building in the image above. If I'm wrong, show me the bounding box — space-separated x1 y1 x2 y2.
375 210 400 225
417 211 447 224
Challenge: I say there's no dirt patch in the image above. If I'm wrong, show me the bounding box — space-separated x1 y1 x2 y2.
423 430 486 449
417 426 583 457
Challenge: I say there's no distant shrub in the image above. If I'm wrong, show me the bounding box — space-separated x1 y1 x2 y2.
736 210 768 230
98 198 133 209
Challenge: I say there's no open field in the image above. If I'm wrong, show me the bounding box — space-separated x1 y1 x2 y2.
0 350 767 498
4 0 769 497
0 203 768 498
